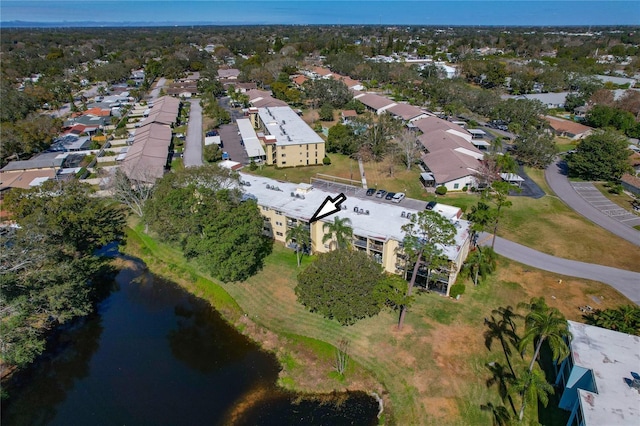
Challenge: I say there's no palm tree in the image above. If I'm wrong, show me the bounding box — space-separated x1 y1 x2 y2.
286 223 311 267
480 402 513 426
519 301 571 372
512 367 554 421
322 216 353 250
463 246 497 286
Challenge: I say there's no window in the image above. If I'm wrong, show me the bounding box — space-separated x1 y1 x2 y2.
275 221 282 226
276 232 283 237
262 227 270 232
306 144 309 150
262 206 270 211
454 183 459 189
282 153 286 157
282 161 287 165
275 210 283 216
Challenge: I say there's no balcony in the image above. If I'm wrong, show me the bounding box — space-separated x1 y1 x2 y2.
369 242 384 252
353 239 367 249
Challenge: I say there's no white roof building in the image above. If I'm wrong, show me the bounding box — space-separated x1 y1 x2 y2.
556 321 640 426
257 107 324 147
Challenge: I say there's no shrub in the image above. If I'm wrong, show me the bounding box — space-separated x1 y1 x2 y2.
249 160 258 171
449 284 465 298
323 156 331 165
435 185 448 196
462 186 468 192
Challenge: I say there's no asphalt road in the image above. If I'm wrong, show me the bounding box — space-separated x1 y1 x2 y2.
183 99 203 167
545 159 640 246
149 77 166 101
482 233 640 305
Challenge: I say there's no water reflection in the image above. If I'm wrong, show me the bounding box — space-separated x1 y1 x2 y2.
2 260 378 425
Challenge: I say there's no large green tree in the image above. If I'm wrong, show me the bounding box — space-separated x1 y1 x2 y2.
1 180 125 367
566 130 632 181
144 165 270 282
295 249 385 325
398 210 456 329
513 130 557 169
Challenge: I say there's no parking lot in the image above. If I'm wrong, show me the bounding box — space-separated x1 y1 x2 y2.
571 182 640 229
310 178 428 211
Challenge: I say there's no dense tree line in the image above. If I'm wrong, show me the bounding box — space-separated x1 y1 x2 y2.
1 181 125 367
143 166 271 282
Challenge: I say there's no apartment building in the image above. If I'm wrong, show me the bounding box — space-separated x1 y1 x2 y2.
247 106 325 168
555 321 640 426
240 173 471 295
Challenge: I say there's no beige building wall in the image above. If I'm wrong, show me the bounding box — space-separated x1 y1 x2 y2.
275 143 325 168
259 203 469 289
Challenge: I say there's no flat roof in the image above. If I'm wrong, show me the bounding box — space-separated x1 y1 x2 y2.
257 107 324 147
237 118 265 157
239 173 470 261
567 321 640 426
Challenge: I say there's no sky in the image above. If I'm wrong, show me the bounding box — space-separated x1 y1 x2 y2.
1 1 639 26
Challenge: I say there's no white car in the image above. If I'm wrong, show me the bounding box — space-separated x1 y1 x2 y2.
392 192 405 203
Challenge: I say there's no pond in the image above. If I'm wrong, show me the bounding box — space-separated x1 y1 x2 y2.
1 260 379 425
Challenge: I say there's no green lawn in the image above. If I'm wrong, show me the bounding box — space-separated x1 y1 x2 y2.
123 223 633 425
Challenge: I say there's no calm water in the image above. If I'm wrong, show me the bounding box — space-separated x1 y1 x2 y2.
2 261 378 425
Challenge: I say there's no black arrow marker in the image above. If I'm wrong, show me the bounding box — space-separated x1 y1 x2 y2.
309 193 347 223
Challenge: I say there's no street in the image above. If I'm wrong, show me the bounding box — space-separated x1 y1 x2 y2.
183 99 203 167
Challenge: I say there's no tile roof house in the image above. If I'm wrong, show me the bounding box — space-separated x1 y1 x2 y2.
544 116 594 140
292 75 308 87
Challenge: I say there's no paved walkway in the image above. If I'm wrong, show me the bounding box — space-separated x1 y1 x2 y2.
358 158 368 189
183 99 203 167
481 233 640 305
545 159 640 246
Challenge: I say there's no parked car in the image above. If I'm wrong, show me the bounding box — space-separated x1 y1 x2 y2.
392 192 405 203
385 192 396 200
222 151 230 160
375 189 387 198
426 201 437 210
366 188 375 196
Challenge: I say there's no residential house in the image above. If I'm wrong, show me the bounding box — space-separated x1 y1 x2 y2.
555 321 640 426
594 74 636 88
248 106 325 168
621 173 640 196
245 89 289 108
240 173 471 295
353 92 397 114
414 116 484 191
120 96 180 183
217 68 241 80
506 92 570 109
386 103 430 122
544 116 594 140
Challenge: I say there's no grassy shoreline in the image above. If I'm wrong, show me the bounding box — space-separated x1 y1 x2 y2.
122 222 633 425
122 225 390 419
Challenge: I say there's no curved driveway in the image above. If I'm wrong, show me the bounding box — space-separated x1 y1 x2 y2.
545 159 640 246
183 99 203 167
482 233 640 305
